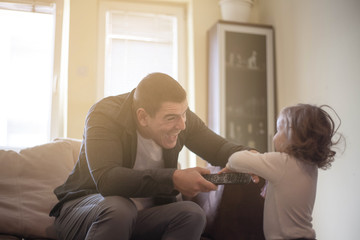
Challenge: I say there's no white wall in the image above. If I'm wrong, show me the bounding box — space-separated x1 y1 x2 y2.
255 0 360 239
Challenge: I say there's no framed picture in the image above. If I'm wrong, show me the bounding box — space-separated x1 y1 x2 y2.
208 21 276 152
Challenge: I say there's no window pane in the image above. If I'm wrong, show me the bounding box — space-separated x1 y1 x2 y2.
104 10 176 96
110 11 174 42
106 39 173 96
0 9 54 148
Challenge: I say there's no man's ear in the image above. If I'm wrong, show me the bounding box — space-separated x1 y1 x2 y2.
136 108 149 127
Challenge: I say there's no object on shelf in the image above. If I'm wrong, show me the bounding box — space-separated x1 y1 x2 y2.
219 0 254 22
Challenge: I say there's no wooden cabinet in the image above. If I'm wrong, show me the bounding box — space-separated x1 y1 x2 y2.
208 21 276 152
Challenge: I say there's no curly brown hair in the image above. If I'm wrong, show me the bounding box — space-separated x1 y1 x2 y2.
281 104 342 170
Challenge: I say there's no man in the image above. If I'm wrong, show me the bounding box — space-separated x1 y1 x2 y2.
50 72 252 240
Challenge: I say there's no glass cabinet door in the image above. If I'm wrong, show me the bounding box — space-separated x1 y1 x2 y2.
208 21 276 153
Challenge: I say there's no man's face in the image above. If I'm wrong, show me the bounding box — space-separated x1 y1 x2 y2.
144 100 188 149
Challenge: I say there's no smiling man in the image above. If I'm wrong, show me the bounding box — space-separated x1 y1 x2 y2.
50 72 251 240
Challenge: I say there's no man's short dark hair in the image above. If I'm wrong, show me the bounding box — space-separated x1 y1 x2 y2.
133 72 187 116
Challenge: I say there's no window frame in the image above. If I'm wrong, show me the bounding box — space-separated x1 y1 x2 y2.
50 0 69 141
97 0 187 100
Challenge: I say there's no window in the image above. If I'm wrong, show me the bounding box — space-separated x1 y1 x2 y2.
0 0 68 149
98 1 193 168
98 1 187 98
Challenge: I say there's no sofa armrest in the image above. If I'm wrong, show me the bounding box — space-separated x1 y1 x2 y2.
203 180 266 240
188 177 265 239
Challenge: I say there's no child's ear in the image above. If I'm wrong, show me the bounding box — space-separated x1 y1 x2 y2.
136 108 149 127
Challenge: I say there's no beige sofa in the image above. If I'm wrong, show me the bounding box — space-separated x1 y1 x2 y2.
0 138 265 240
0 138 81 240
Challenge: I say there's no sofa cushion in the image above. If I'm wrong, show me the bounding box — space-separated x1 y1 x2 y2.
0 140 79 239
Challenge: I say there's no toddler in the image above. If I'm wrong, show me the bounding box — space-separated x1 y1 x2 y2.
222 104 342 240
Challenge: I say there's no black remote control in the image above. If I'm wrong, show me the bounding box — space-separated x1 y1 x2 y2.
203 172 252 185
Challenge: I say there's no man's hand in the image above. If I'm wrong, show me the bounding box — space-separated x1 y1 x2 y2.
173 167 218 198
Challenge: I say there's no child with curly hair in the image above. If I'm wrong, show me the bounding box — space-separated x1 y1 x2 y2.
221 104 343 240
